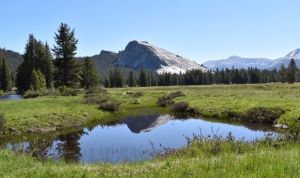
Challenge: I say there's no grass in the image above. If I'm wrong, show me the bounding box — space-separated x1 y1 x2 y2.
1 83 300 135
1 83 300 177
0 139 299 177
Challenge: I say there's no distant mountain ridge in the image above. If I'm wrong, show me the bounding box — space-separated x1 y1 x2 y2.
203 49 300 70
0 48 23 73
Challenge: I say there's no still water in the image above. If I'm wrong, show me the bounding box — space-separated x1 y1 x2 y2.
3 114 277 163
0 95 23 101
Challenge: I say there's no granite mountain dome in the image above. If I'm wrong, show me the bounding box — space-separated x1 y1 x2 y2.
117 41 206 74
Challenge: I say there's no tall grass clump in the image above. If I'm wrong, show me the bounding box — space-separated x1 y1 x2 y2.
99 100 121 112
83 87 108 105
126 91 144 98
0 114 5 132
171 101 200 116
245 106 286 124
157 91 185 107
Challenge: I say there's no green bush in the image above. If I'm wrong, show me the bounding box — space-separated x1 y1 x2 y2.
46 88 61 96
23 90 40 99
129 91 144 98
0 114 5 131
171 101 200 116
245 107 286 123
0 90 4 96
99 100 121 112
131 98 141 104
157 91 185 107
84 94 109 105
83 87 109 104
168 91 185 99
57 86 78 96
171 101 189 113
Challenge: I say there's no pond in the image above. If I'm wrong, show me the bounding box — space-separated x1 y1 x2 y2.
2 114 277 163
0 95 23 101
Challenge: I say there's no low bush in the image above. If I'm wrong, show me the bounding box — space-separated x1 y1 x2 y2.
0 114 5 131
131 98 141 104
99 100 121 112
83 94 109 105
171 101 200 116
171 101 189 113
245 106 286 123
83 87 109 105
58 86 79 96
23 90 40 99
0 90 4 96
168 91 185 99
157 95 175 107
157 91 185 107
130 91 144 98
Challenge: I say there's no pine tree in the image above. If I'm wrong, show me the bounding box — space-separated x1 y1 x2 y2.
53 23 81 87
44 43 53 88
30 69 46 91
279 64 287 83
16 34 37 93
16 35 54 93
81 57 100 89
127 70 135 87
139 68 147 87
0 59 12 91
287 58 297 84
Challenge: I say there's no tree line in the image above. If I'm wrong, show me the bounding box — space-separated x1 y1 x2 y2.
104 58 299 87
6 22 300 93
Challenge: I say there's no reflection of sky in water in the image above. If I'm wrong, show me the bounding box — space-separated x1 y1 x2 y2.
4 115 277 163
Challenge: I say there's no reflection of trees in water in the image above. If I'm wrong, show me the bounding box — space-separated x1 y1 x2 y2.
56 130 85 162
26 139 53 159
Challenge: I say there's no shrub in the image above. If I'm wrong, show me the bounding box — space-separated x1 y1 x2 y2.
99 100 121 112
171 101 200 116
23 90 40 99
157 91 185 107
58 86 78 96
130 91 144 98
171 101 189 113
168 91 185 99
84 94 109 105
245 106 286 123
0 90 4 96
46 88 61 96
131 98 141 104
83 87 109 104
0 114 5 131
157 95 175 107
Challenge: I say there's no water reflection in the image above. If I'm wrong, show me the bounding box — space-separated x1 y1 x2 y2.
3 114 278 163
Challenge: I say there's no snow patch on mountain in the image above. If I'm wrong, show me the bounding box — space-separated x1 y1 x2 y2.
203 48 300 70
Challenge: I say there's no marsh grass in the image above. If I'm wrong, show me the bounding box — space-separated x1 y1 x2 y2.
0 114 5 132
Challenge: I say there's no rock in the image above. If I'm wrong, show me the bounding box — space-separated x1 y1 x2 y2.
117 41 206 74
273 124 288 129
273 124 283 128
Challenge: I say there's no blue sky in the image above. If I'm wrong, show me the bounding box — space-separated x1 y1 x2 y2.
1 0 300 63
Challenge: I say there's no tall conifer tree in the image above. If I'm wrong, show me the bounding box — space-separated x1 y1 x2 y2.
287 58 297 84
81 57 99 89
53 23 80 87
